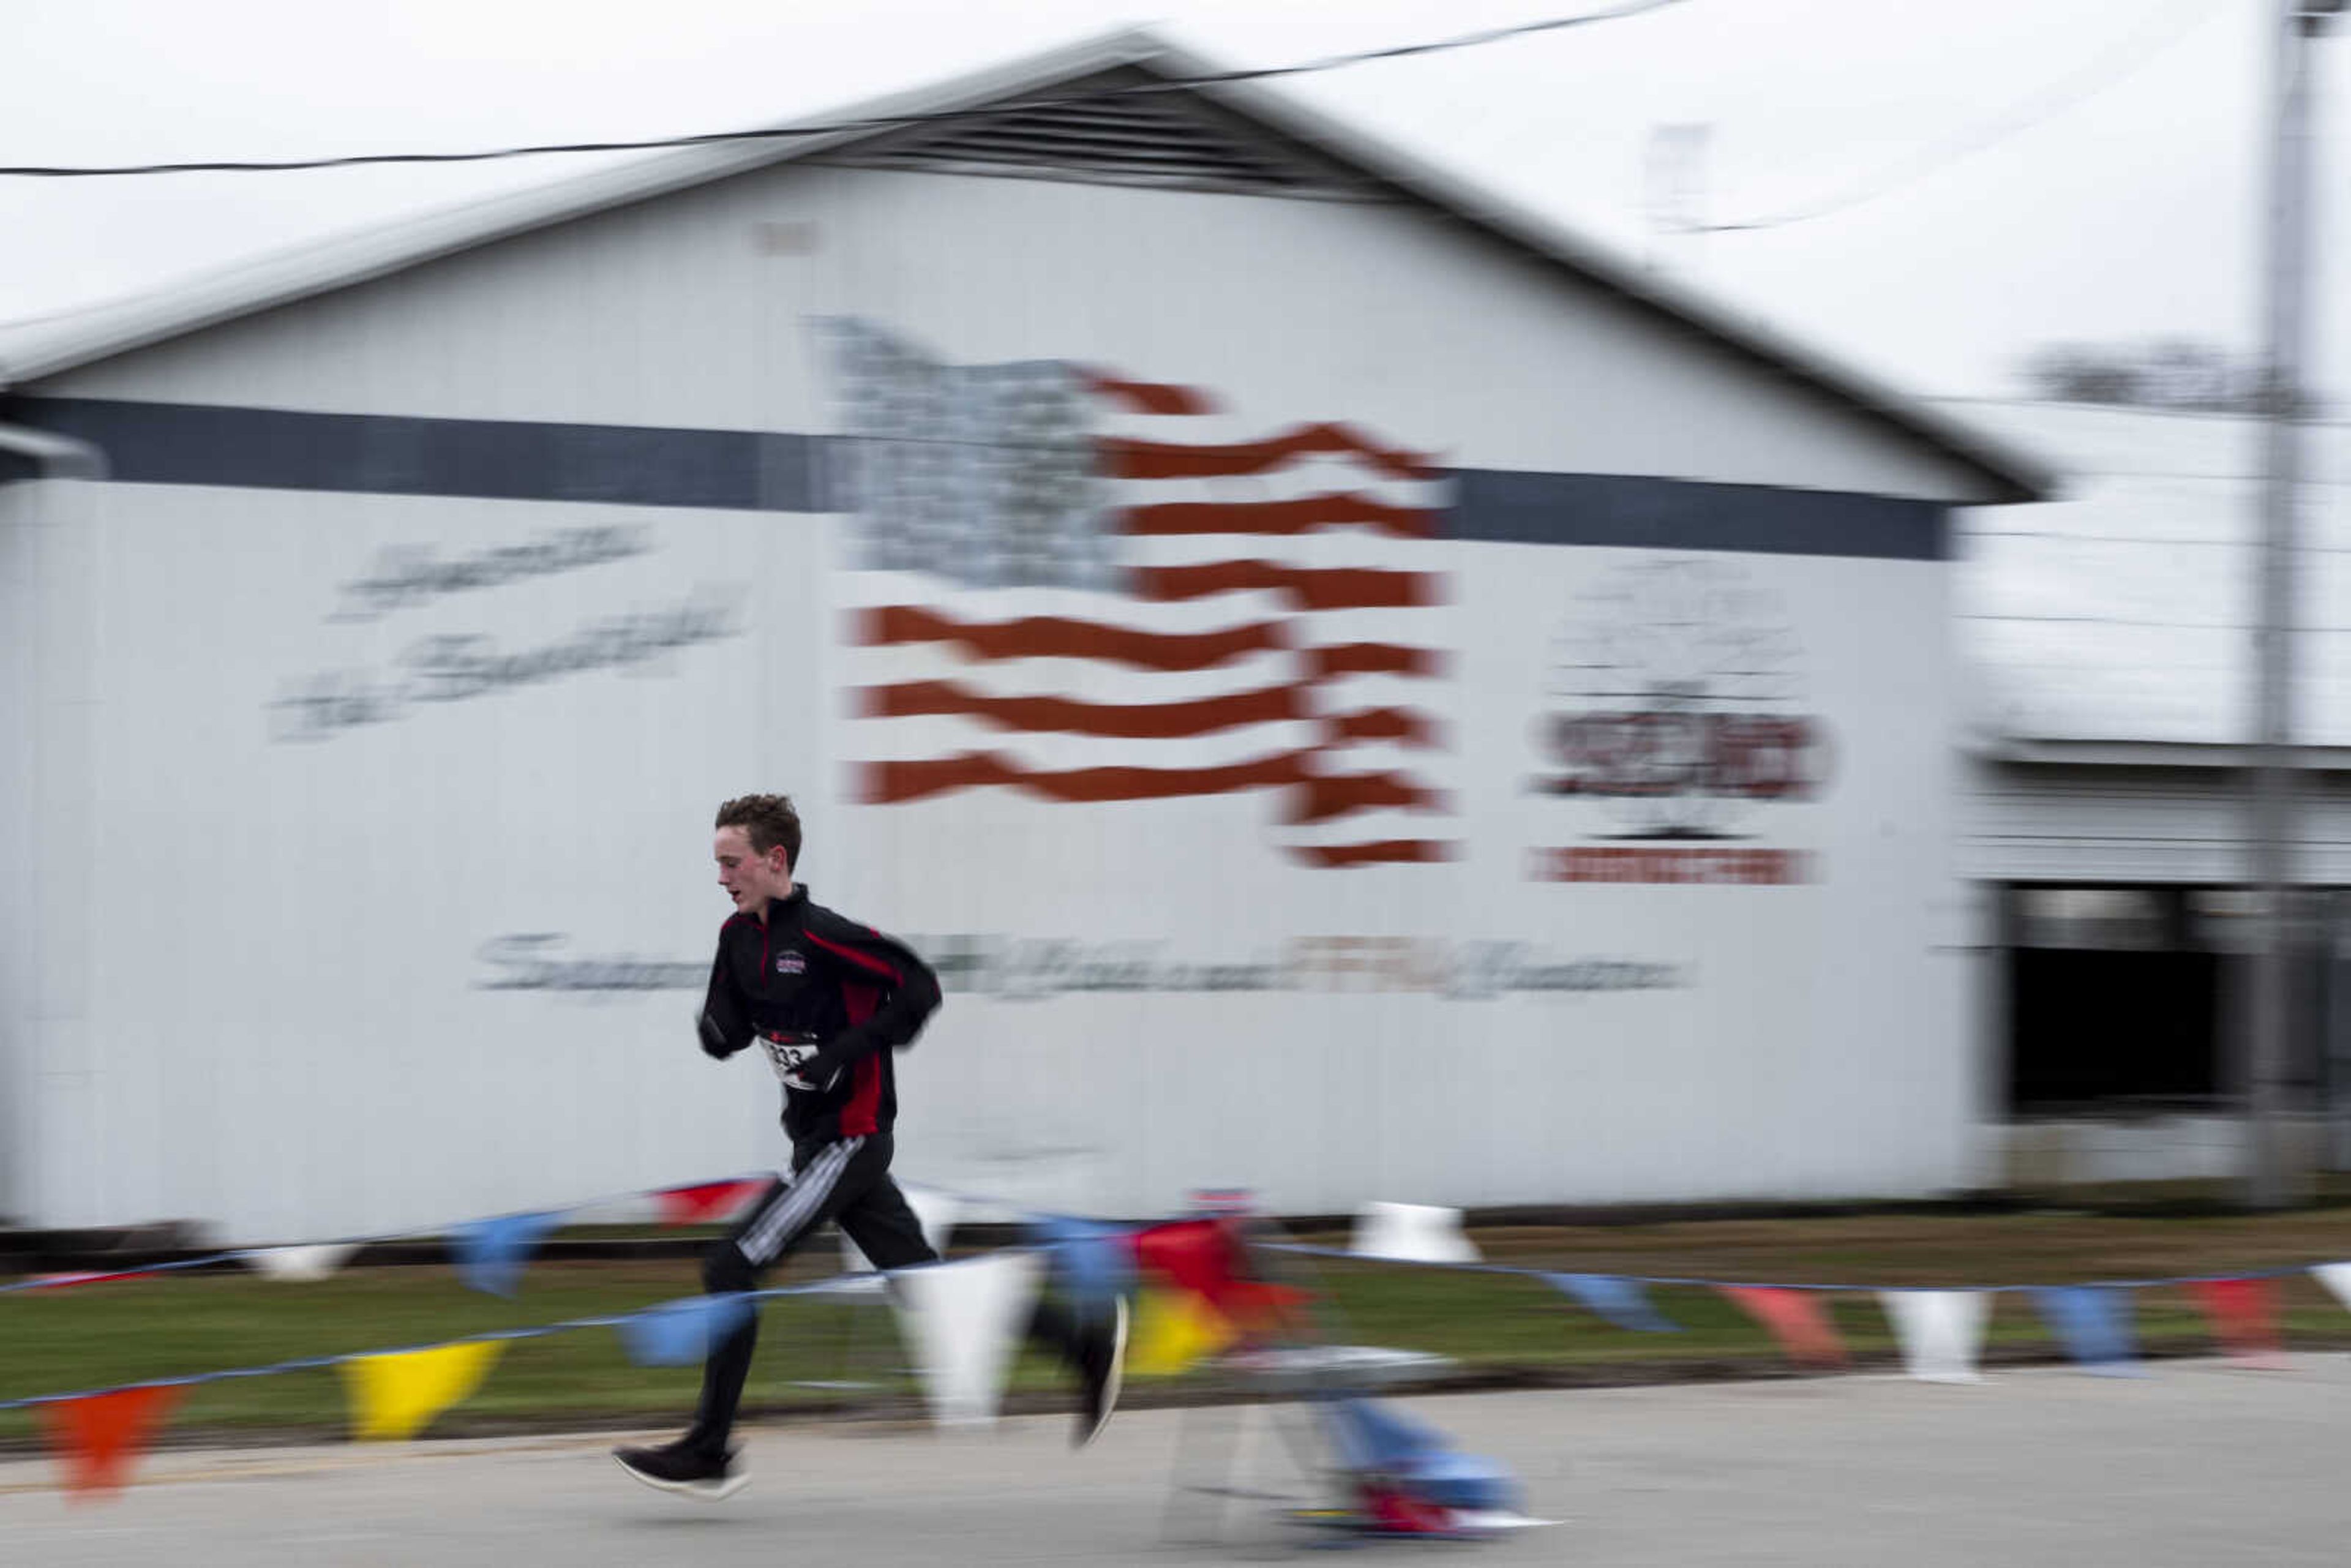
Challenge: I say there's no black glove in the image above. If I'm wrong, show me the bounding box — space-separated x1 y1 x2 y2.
697 1010 739 1060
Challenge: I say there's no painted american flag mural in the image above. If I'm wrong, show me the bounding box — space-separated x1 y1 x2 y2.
820 319 1456 869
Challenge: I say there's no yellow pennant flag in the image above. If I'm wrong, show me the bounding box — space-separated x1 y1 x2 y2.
339 1340 505 1441
1126 1287 1235 1378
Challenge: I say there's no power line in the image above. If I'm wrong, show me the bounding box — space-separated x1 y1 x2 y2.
0 0 1692 179
1699 0 2230 233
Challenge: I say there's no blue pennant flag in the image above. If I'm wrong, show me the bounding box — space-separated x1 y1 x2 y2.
451 1210 561 1297
1326 1397 1450 1472
2032 1285 2142 1375
617 1294 756 1367
1035 1217 1136 1305
1545 1273 1681 1334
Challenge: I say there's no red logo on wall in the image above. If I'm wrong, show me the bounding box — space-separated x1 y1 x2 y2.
1529 558 1828 883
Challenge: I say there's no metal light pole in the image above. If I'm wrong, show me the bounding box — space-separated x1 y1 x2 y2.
2244 0 2339 1209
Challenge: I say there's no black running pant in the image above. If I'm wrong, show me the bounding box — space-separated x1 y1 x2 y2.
684 1132 1083 1454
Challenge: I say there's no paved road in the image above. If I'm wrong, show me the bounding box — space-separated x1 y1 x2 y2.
5 1356 2347 1565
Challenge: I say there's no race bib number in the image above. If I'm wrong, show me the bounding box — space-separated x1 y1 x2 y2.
759 1032 822 1085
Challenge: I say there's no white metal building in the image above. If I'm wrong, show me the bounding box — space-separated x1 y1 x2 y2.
1946 400 2351 1183
0 32 2047 1240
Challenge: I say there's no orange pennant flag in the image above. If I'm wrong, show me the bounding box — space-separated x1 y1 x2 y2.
2186 1278 2284 1365
1719 1286 1850 1367
39 1384 183 1499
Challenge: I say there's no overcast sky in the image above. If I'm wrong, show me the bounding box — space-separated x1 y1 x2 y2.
2 0 2343 402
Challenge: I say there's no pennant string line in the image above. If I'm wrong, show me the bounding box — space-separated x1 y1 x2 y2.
0 1271 882 1413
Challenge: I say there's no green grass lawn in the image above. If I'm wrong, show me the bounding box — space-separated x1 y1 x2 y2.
7 1206 2351 1446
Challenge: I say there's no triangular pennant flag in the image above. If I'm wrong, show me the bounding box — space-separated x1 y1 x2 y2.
1325 1397 1449 1471
2031 1286 2142 1375
1127 1285 1238 1378
1719 1286 1849 1367
39 1384 182 1499
1131 1218 1235 1297
451 1210 561 1297
2313 1262 2351 1312
617 1294 756 1367
1349 1202 1480 1264
1545 1274 1679 1334
242 1243 360 1282
2185 1278 2284 1366
339 1340 506 1441
1875 1290 1989 1384
1035 1217 1137 1305
654 1179 766 1227
890 1251 1044 1427
841 1188 961 1272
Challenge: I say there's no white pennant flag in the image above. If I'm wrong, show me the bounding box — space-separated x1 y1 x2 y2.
1350 1201 1480 1264
242 1243 360 1282
1877 1289 1989 1384
891 1250 1043 1428
2310 1262 2351 1312
841 1188 962 1273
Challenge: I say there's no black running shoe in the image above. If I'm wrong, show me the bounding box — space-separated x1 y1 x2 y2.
612 1438 747 1501
1073 1295 1129 1449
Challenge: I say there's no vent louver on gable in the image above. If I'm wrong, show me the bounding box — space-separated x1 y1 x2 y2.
833 86 1365 197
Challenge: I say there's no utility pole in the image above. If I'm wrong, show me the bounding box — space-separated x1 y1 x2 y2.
2245 0 2339 1209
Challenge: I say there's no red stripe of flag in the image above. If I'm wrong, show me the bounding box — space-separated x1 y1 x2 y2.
860 751 1312 806
856 606 1288 672
859 678 1312 738
1134 561 1439 610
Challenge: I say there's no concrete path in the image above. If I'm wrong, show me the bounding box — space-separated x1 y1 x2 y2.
5 1356 2347 1565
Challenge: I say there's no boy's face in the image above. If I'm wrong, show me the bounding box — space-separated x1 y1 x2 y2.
713 825 792 914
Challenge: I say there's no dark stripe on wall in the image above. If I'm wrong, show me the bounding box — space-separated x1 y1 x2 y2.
0 396 824 513
1451 468 1945 561
1 395 1945 561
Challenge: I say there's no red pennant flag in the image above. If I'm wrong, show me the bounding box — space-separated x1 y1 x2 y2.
1131 1220 1249 1305
655 1179 765 1226
1130 1220 1307 1346
2186 1278 2284 1365
1719 1286 1850 1367
39 1384 182 1499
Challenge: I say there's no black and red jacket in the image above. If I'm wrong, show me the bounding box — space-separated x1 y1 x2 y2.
698 885 940 1149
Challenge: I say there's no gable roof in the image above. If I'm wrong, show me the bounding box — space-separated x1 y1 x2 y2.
0 28 2049 503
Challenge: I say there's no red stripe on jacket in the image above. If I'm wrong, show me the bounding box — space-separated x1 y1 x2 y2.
805 930 903 983
839 979 883 1136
